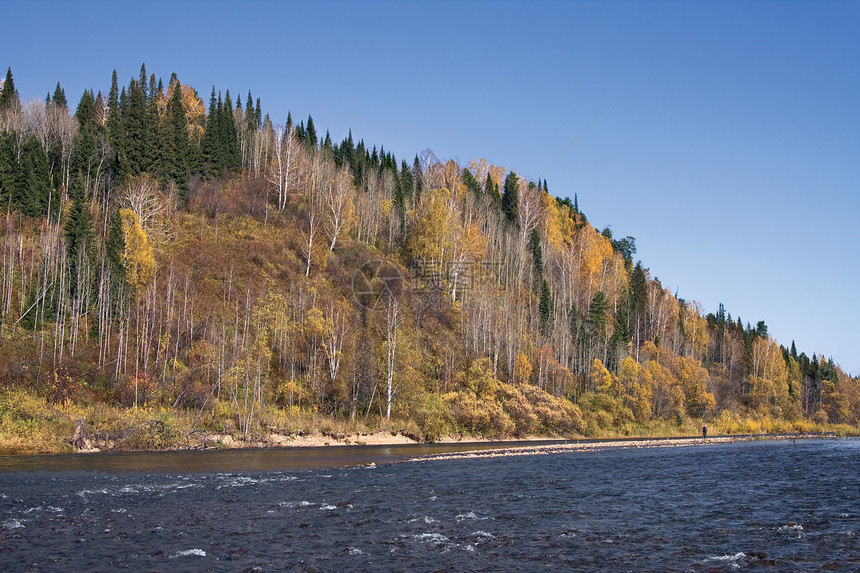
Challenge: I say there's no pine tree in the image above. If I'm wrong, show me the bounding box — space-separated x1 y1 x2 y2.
69 90 98 197
0 132 16 204
587 290 610 338
221 89 240 170
106 70 125 181
201 87 221 176
245 91 256 132
539 278 554 334
412 155 423 197
502 171 519 223
0 67 19 111
530 228 543 275
15 138 55 218
52 82 67 109
145 74 161 171
629 261 648 349
124 78 147 176
305 115 317 151
462 168 482 198
165 79 190 199
63 184 94 297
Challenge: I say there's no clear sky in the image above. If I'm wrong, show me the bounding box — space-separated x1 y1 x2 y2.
5 0 859 375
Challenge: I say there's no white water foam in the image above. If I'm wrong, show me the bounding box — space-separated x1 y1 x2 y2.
408 515 437 524
411 533 450 544
278 500 316 508
456 511 489 521
778 524 805 538
706 552 747 570
2 519 24 529
171 548 206 558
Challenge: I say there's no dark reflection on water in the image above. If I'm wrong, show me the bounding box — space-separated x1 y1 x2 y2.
1 439 858 572
0 440 569 473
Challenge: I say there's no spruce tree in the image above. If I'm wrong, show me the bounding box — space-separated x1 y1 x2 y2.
462 168 482 198
144 74 161 171
0 132 16 204
0 67 19 111
412 155 423 197
305 115 317 151
201 87 220 176
530 228 543 275
245 91 256 132
165 79 189 199
63 184 94 297
52 82 67 109
502 171 519 223
104 208 127 304
16 138 54 218
124 78 147 176
587 290 610 339
69 90 98 196
221 90 240 170
106 70 125 181
539 278 554 334
138 63 148 100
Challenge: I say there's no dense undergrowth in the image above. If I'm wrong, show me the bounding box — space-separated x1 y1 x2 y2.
2 385 855 455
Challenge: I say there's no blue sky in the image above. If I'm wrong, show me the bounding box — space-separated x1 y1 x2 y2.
6 0 859 374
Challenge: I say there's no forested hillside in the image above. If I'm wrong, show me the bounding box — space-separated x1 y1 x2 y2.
1 65 857 451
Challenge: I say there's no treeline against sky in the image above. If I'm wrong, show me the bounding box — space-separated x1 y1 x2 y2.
0 65 857 438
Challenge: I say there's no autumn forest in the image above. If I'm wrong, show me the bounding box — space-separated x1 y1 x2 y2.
1 65 857 452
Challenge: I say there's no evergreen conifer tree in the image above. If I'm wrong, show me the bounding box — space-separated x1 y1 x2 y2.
106 70 125 181
539 278 554 334
15 138 54 218
124 78 147 176
165 79 190 199
305 115 317 151
462 168 482 198
52 82 67 109
502 171 519 223
245 91 256 132
412 155 423 197
69 90 99 196
63 184 94 297
0 67 19 112
221 90 241 170
530 228 543 278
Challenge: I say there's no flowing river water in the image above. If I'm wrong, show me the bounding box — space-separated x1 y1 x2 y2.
1 438 858 571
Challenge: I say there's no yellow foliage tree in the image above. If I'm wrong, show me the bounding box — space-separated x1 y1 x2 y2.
120 208 155 293
157 79 206 143
540 191 565 251
513 350 533 385
589 358 617 394
670 354 715 418
647 359 684 419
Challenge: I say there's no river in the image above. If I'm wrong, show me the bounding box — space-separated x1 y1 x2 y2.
1 438 858 571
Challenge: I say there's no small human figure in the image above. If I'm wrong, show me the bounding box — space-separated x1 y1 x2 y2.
702 425 708 440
